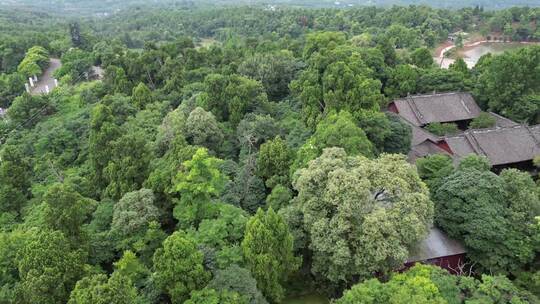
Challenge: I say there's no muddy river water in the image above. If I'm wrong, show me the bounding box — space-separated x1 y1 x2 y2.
435 42 532 68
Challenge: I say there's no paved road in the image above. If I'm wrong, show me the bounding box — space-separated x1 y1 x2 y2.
30 58 62 95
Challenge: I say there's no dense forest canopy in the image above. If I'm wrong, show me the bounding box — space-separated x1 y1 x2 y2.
0 0 539 303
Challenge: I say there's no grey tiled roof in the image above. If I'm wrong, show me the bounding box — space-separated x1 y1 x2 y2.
392 92 482 126
445 125 540 166
407 227 466 263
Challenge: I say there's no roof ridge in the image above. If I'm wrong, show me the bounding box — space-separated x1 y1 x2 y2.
464 132 488 156
459 94 471 114
524 124 540 148
406 96 426 125
409 92 459 98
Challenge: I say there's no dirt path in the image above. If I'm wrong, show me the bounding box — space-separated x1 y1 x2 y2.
30 58 61 95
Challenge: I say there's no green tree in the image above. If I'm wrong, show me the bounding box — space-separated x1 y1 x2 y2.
265 184 293 211
110 189 160 253
55 48 94 82
425 122 459 136
89 103 121 191
104 131 152 200
336 265 447 304
223 154 267 214
7 93 52 127
417 69 467 93
104 65 131 95
411 47 434 68
113 250 150 289
236 114 280 157
291 38 383 128
292 148 432 285
336 264 537 304
16 230 86 304
291 111 373 174
184 288 247 304
209 264 268 304
172 148 227 228
257 136 294 188
42 183 96 245
384 65 419 98
470 112 497 129
469 275 535 303
382 113 412 154
238 52 301 101
189 203 248 270
0 144 32 217
475 46 540 123
434 166 540 273
457 154 491 172
0 229 29 302
198 74 267 126
185 107 223 153
68 273 138 304
17 46 49 77
0 72 25 108
416 154 454 191
449 58 469 76
152 231 210 303
242 208 300 302
132 82 153 109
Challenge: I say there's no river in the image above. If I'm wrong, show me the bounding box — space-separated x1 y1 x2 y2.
434 41 534 69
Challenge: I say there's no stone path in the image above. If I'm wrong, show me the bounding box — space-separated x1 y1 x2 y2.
30 58 62 95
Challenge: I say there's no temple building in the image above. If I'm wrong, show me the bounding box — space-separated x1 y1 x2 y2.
389 92 540 171
405 227 467 274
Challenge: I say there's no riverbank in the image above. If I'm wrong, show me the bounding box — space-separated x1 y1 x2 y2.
434 39 539 69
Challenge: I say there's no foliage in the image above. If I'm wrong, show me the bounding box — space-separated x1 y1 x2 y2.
0 144 32 217
41 183 96 245
416 154 454 191
131 82 153 109
7 93 53 127
152 230 210 303
17 46 49 77
475 46 540 123
336 264 537 304
172 148 227 228
291 36 384 128
425 122 460 136
16 230 86 304
257 136 294 188
103 130 152 200
238 52 302 101
1 3 539 302
184 287 248 304
411 47 434 68
110 189 161 253
223 154 267 213
434 165 540 273
242 208 301 302
266 184 293 211
186 107 223 153
382 113 412 154
470 112 497 129
292 148 432 285
197 74 267 126
291 111 373 173
189 203 248 270
208 264 268 304
55 48 94 82
68 273 138 304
